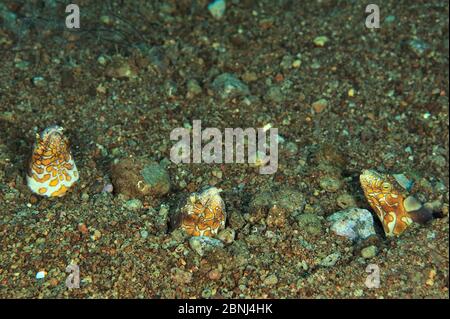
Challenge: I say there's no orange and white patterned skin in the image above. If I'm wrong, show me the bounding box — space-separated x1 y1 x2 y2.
360 169 413 237
26 125 79 197
180 187 226 237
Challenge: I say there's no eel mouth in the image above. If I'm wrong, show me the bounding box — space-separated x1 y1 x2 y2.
360 169 383 188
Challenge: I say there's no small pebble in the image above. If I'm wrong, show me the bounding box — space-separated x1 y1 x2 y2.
292 60 301 68
171 268 193 284
32 76 47 87
361 245 378 259
217 228 235 244
263 274 278 286
313 36 329 47
186 79 202 98
81 193 90 202
124 199 143 211
189 236 224 256
312 99 328 113
336 194 357 209
327 208 376 241
102 183 114 193
140 229 149 239
320 252 340 267
211 73 250 99
91 229 102 241
208 0 226 19
78 223 89 235
36 271 46 280
319 176 342 192
208 269 222 280
348 88 355 97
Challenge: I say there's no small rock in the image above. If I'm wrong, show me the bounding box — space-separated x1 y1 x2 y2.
263 274 278 286
228 211 246 229
208 0 226 19
319 176 342 192
385 15 396 23
81 192 90 202
296 213 323 236
112 158 171 199
336 193 357 209
242 71 258 82
313 36 329 47
264 86 284 103
100 15 114 26
186 79 202 98
407 39 430 57
266 206 287 229
211 73 250 99
97 55 108 66
327 208 376 241
361 245 378 259
36 270 47 280
248 188 305 224
171 268 192 284
105 57 137 79
140 229 149 239
292 59 302 68
154 204 170 234
124 199 143 211
280 55 293 70
393 174 414 192
189 236 224 256
138 45 169 74
320 252 340 267
312 98 328 113
31 76 47 87
91 229 102 241
217 228 235 244
15 61 30 70
102 183 114 193
78 223 89 235
164 80 178 97
208 269 222 280
201 288 214 298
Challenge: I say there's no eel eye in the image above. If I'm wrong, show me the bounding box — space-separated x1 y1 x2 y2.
382 182 391 192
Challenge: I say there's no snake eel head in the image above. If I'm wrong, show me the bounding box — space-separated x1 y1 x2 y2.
179 187 226 237
26 125 79 197
360 169 432 237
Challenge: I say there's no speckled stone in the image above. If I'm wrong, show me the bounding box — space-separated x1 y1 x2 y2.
361 245 378 259
327 208 376 241
189 236 224 256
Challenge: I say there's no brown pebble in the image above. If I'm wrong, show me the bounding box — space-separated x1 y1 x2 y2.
78 223 88 235
208 269 222 280
29 195 38 205
275 73 284 82
49 278 59 287
312 99 328 113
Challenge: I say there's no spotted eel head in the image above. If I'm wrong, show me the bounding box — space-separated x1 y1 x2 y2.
36 125 69 157
27 125 79 197
360 169 412 237
179 187 226 237
360 169 402 197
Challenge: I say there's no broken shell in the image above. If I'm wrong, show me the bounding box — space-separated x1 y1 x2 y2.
177 187 226 237
26 125 79 197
